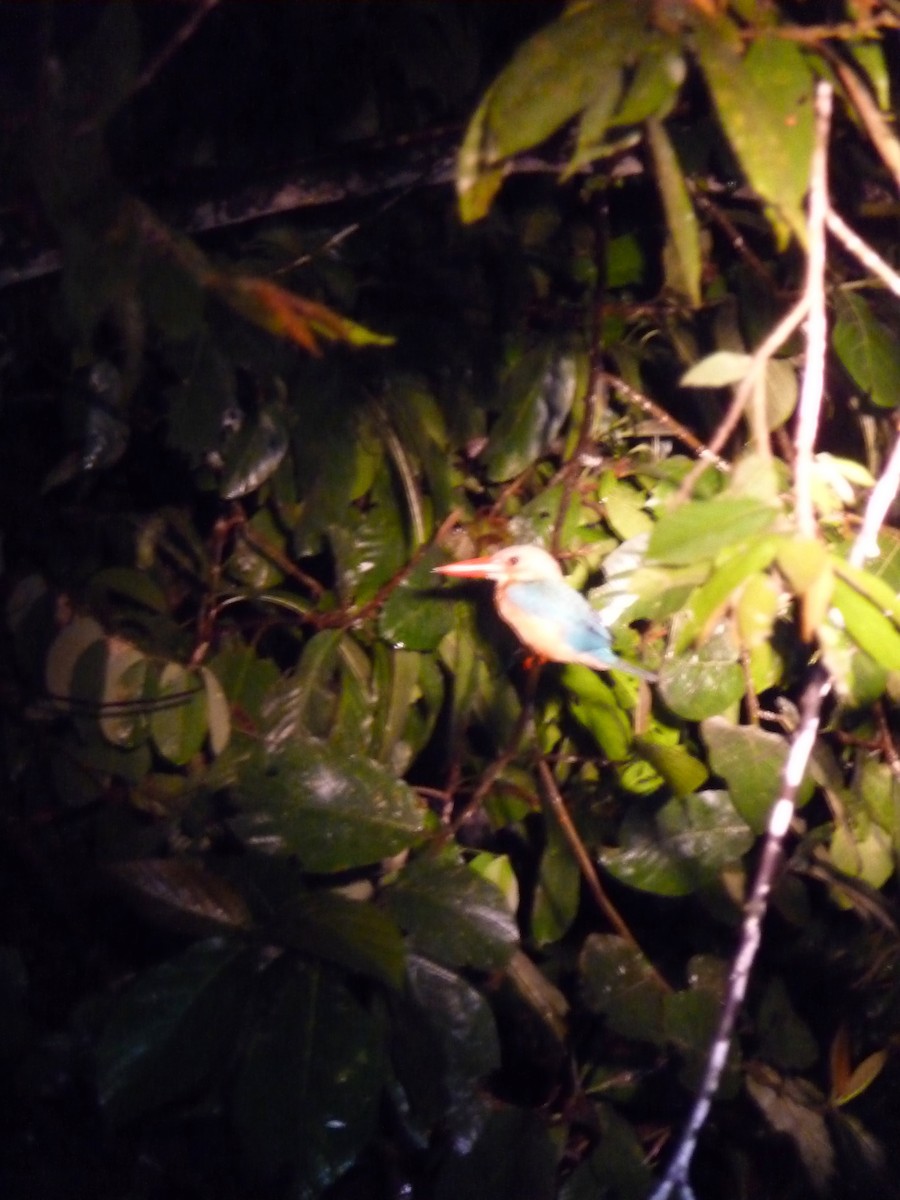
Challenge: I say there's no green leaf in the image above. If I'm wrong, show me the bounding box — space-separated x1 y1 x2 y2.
647 117 700 306
632 736 709 798
379 544 455 652
658 625 744 721
675 535 780 651
681 350 751 388
563 666 633 762
831 575 900 671
485 346 581 482
45 615 105 705
275 890 406 990
600 791 754 896
695 24 814 246
433 1107 558 1200
233 959 384 1191
220 406 289 500
649 496 777 565
149 662 207 765
392 954 501 1129
97 939 251 1125
833 291 900 409
457 0 647 220
830 819 894 891
229 739 426 872
385 856 518 971
531 814 581 945
702 717 813 834
580 933 667 1044
757 976 819 1072
560 1103 654 1200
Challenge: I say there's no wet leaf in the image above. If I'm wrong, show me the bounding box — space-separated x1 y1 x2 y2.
600 790 753 896
703 717 813 833
149 662 207 765
229 739 426 872
97 938 251 1125
433 1106 558 1200
833 291 900 409
233 959 385 1191
275 890 406 990
580 933 666 1044
385 856 518 971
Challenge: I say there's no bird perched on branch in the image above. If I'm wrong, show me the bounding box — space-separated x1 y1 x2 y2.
435 544 656 681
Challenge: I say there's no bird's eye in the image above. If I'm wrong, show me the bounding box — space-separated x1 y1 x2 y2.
508 555 519 565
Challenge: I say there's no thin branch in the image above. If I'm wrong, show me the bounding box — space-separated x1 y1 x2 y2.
536 759 666 982
849 419 900 567
603 373 729 472
834 58 900 196
649 81 836 1200
675 296 809 504
826 208 900 298
794 82 832 539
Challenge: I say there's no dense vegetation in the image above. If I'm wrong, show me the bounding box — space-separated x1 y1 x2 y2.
4 2 900 1197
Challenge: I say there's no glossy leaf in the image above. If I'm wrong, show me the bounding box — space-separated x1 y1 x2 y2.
149 662 207 765
379 543 455 652
484 346 581 482
433 1106 558 1200
97 938 251 1125
833 291 900 409
228 739 426 872
702 717 813 834
233 959 385 1190
580 933 666 1044
600 790 753 896
831 575 900 671
648 497 778 566
275 890 406 990
385 856 518 971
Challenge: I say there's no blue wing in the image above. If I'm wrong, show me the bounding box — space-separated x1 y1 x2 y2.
504 580 613 657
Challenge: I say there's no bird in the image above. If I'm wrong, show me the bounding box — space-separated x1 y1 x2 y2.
434 544 656 680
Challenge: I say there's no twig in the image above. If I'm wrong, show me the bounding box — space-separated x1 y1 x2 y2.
826 208 900 298
834 58 900 195
604 373 729 472
674 296 809 504
536 759 669 991
128 1 221 107
648 81 835 1200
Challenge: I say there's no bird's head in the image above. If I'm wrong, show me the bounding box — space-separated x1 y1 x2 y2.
434 544 564 584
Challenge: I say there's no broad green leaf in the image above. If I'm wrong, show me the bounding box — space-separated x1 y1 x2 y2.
149 662 207 765
600 790 753 896
99 642 149 748
830 820 894 891
233 959 384 1191
580 933 666 1044
457 0 647 220
695 25 814 246
220 406 289 500
702 717 813 834
531 813 581 945
201 665 231 756
831 576 900 671
563 666 632 762
647 117 700 306
385 856 518 971
379 544 455 652
676 535 780 651
832 556 900 629
433 1107 558 1200
89 567 168 614
757 976 819 1072
229 739 426 872
485 346 581 482
275 890 406 990
681 350 751 388
632 736 709 797
97 939 251 1125
833 291 900 409
567 68 624 176
648 497 777 565
392 953 501 1129
106 859 253 935
658 625 744 721
764 358 799 429
45 615 105 705
614 40 684 127
559 1102 654 1200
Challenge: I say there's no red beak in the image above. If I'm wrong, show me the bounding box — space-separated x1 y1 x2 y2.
433 556 498 578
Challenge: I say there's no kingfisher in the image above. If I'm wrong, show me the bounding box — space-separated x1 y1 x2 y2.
435 544 656 680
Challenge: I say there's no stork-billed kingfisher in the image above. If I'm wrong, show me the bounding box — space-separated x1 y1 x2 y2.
435 544 656 681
